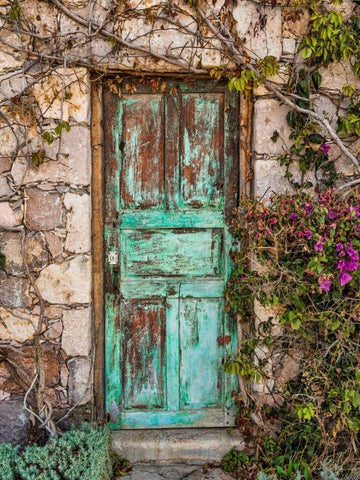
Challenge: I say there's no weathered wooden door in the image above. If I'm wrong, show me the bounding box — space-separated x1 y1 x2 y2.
104 80 239 428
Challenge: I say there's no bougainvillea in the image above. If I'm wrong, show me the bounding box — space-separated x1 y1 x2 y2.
226 190 360 477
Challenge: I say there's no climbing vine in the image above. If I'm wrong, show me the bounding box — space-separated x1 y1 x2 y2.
226 190 360 478
223 1 360 477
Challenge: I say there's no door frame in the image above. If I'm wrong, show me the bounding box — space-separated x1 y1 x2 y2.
90 75 253 420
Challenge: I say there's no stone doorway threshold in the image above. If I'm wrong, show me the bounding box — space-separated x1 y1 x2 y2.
112 428 244 463
118 462 235 479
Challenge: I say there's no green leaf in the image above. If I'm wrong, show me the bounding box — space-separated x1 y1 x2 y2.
270 130 279 143
301 47 313 59
31 150 45 167
308 133 325 144
0 252 5 269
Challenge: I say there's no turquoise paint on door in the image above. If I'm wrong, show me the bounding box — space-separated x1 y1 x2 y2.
104 80 239 428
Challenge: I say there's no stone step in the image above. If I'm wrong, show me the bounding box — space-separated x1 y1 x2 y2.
112 428 244 463
119 463 235 480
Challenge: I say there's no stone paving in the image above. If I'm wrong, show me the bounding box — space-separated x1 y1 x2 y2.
117 463 234 480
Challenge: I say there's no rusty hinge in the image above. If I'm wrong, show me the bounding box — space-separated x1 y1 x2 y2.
217 335 231 346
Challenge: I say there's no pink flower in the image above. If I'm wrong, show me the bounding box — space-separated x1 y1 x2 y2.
328 209 338 220
346 247 359 261
349 206 360 218
304 230 313 239
315 240 323 251
319 143 331 155
290 213 298 221
337 260 346 270
319 277 332 292
305 203 314 214
344 260 358 272
339 271 352 287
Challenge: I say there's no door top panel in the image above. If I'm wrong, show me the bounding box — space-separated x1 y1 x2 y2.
105 79 239 217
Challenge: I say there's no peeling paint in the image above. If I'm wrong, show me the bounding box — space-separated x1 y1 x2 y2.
104 81 239 428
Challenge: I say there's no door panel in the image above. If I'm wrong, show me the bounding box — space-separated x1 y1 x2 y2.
104 79 239 429
122 300 165 410
120 95 165 209
121 228 223 278
179 298 223 409
180 93 224 208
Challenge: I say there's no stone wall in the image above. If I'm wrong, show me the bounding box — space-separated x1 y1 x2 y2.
0 0 359 437
0 66 92 413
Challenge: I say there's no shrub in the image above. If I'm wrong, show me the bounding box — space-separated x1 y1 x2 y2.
0 423 112 480
226 190 360 477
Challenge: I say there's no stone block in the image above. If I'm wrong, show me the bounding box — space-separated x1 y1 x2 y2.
319 62 360 91
10 159 27 188
67 357 91 405
61 308 91 356
253 99 292 155
253 159 314 197
312 93 346 130
0 308 38 342
0 202 20 229
283 37 297 56
0 176 11 198
0 231 23 275
44 306 63 319
62 0 89 8
0 271 31 308
0 396 30 445
329 0 355 21
283 8 310 38
45 232 63 258
36 255 91 304
0 158 11 174
64 193 91 253
0 125 18 157
43 320 63 341
330 144 359 177
0 343 60 394
201 49 221 69
22 126 91 186
112 428 245 463
253 70 288 96
233 1 282 59
25 233 49 271
24 188 63 231
32 68 90 123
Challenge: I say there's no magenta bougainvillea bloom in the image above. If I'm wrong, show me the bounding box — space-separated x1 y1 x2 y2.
346 246 359 261
349 206 360 218
315 240 324 251
290 213 298 221
319 277 332 292
344 260 358 271
304 230 313 239
328 209 338 220
339 271 352 286
305 203 314 214
319 143 331 155
337 260 346 270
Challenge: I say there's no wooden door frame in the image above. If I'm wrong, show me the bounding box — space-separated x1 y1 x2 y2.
90 75 253 420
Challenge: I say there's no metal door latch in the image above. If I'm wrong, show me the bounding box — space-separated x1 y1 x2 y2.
108 251 118 265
